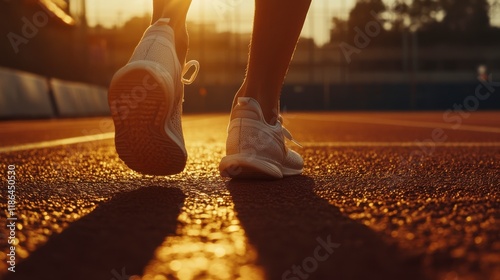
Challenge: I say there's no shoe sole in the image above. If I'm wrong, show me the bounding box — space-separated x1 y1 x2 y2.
108 61 186 176
219 154 302 179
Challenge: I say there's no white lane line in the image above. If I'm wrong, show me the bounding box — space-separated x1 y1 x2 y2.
0 133 114 153
291 115 500 134
0 116 229 153
2 135 499 154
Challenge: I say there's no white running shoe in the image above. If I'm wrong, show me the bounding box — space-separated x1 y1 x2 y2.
219 97 304 179
108 18 199 176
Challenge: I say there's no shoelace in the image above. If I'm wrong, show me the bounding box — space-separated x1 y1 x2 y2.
282 126 303 148
279 115 303 148
182 60 200 85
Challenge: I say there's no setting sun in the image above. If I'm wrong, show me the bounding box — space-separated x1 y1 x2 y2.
82 0 352 45
81 0 500 46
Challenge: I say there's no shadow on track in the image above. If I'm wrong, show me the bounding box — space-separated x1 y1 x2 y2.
228 176 425 280
6 186 184 280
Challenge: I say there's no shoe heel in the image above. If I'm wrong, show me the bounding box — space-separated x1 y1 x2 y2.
108 66 186 176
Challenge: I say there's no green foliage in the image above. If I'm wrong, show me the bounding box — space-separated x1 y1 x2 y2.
401 0 491 31
348 0 386 31
332 0 497 45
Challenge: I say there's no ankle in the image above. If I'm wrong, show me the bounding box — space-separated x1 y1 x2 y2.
261 104 280 125
173 24 189 65
234 86 279 125
152 0 189 26
150 18 189 65
151 3 189 65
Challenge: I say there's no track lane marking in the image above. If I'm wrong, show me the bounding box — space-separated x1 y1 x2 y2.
0 116 232 153
291 115 500 133
0 133 115 153
2 134 499 154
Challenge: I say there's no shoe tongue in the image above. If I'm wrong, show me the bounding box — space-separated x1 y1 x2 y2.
231 97 264 121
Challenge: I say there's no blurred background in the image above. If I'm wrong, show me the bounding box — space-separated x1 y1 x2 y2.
1 0 499 117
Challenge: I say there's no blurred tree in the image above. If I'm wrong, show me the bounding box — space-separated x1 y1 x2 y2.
407 0 491 32
406 0 441 30
329 17 349 42
440 0 490 32
389 1 410 31
347 0 386 31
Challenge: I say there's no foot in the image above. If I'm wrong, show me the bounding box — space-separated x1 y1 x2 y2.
108 19 199 176
219 97 304 179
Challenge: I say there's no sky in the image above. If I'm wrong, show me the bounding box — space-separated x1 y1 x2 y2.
79 0 500 45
